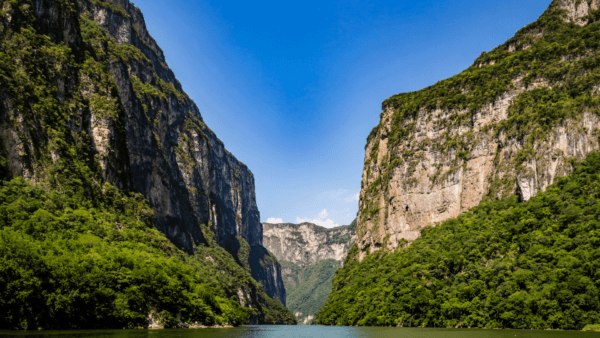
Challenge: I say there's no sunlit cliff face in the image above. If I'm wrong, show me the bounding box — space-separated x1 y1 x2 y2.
355 0 600 261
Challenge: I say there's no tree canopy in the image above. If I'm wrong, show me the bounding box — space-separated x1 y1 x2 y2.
319 152 600 330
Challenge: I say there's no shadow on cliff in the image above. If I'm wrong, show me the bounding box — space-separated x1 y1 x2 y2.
249 245 286 306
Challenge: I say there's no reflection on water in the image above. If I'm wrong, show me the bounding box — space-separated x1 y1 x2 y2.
1 326 599 338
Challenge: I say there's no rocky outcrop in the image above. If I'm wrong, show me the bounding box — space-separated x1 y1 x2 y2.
357 0 600 261
78 0 266 255
0 0 285 308
554 0 600 26
263 221 355 324
263 222 356 267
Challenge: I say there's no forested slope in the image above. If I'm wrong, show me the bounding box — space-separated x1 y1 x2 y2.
263 221 356 324
318 152 600 330
0 0 295 328
357 0 600 259
283 259 342 324
0 176 295 329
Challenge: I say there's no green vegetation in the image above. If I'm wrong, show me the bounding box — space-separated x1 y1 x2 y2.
319 152 600 330
382 3 600 148
582 324 600 331
283 260 342 324
280 261 304 290
0 0 132 195
194 227 296 326
326 219 357 246
365 2 600 199
354 5 600 327
131 74 166 101
0 0 295 329
276 221 356 324
79 15 149 65
0 177 247 329
88 0 130 18
157 77 186 103
0 174 295 330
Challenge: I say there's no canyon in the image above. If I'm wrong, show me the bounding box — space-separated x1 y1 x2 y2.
263 221 356 324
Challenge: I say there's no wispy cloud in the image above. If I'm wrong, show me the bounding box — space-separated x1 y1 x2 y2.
296 209 339 228
266 217 283 223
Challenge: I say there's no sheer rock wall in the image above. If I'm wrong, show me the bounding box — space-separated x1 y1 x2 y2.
0 0 285 306
357 0 600 261
263 222 356 267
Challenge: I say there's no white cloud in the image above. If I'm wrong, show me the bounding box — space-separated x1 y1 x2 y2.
296 209 339 228
344 192 360 203
316 218 339 228
266 217 283 223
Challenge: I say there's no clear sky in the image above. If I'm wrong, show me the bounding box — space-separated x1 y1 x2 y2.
132 0 552 228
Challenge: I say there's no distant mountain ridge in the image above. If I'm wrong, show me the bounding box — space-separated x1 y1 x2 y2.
263 220 356 324
263 221 356 267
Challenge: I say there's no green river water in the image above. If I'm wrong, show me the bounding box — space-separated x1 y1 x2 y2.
1 326 599 338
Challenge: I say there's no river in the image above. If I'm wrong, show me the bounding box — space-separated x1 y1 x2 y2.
1 326 600 338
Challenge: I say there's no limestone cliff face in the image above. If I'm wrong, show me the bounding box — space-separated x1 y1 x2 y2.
263 222 355 267
555 0 600 26
263 221 355 324
357 0 600 261
0 0 285 306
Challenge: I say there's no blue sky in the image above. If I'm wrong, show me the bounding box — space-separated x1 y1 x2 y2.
132 0 552 228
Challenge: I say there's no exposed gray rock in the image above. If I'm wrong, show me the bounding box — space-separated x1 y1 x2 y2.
263 222 356 267
356 0 600 261
263 220 356 324
0 0 286 307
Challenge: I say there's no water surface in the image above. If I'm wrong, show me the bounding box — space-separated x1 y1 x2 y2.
1 326 600 338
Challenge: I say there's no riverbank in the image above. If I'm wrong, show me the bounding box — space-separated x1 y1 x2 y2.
0 325 595 338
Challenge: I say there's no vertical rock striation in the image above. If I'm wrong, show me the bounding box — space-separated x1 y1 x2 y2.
263 222 356 267
263 221 356 324
0 0 286 308
357 0 600 260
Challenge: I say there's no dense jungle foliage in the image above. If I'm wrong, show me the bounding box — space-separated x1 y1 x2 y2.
0 177 247 329
318 152 600 329
0 0 295 329
0 175 296 330
283 259 342 324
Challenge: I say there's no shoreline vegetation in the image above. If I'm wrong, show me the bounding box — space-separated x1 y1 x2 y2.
318 0 600 332
15 324 599 332
0 175 295 330
135 323 235 330
0 176 245 329
582 324 600 332
0 0 295 330
318 152 600 329
32 324 236 331
1 326 597 338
